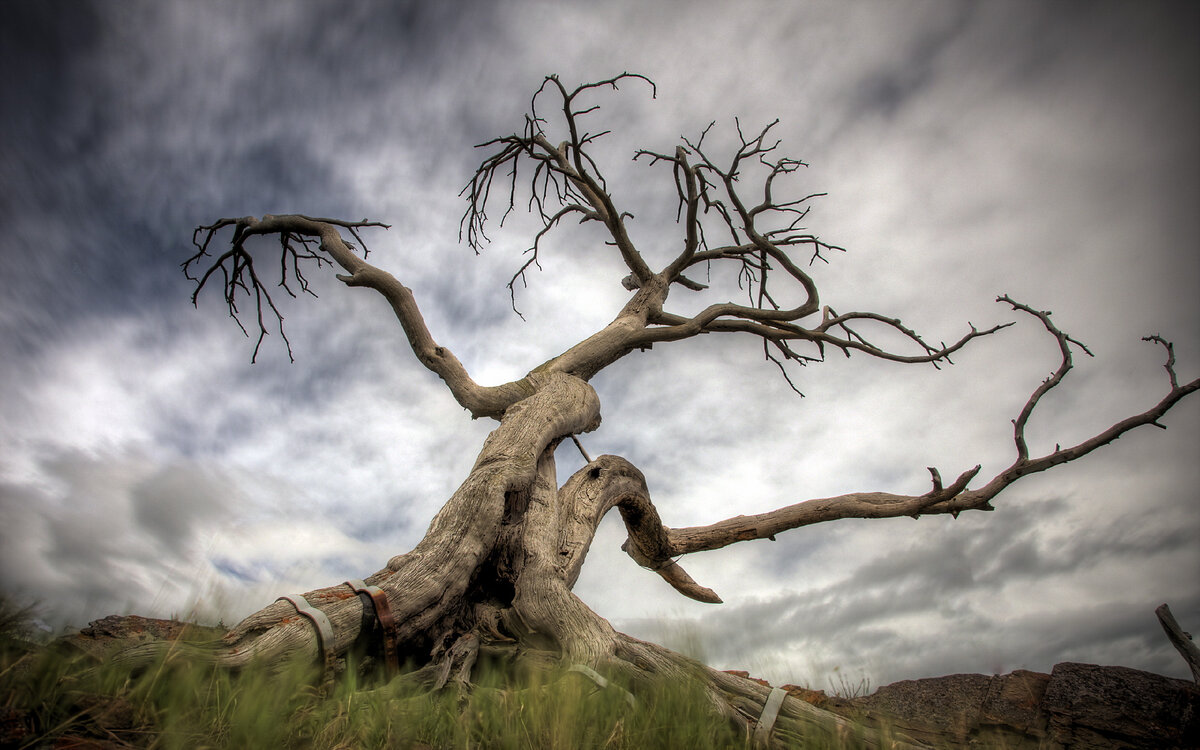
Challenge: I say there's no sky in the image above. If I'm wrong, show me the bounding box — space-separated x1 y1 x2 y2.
1 0 1197 689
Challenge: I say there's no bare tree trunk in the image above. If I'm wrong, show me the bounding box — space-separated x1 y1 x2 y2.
167 76 1198 748
113 370 930 747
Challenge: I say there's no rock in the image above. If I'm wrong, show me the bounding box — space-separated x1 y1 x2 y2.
842 672 1000 746
979 668 1050 735
1042 662 1198 749
751 662 1197 748
55 614 225 662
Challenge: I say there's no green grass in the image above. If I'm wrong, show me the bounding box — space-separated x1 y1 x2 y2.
1 629 756 749
0 595 894 749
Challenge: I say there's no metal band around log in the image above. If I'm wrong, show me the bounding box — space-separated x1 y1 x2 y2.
345 579 400 676
753 686 787 745
567 664 637 707
276 594 335 680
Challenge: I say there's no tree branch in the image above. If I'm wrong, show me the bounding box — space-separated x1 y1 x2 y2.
659 298 1198 557
461 73 657 298
186 214 531 419
1156 603 1200 683
666 465 984 556
812 308 1016 367
636 303 1012 373
626 118 1015 387
454 78 1015 391
556 455 722 603
952 301 1199 506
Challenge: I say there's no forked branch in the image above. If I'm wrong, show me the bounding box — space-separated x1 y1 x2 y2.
629 118 1019 387
186 214 530 419
185 215 386 361
455 76 1016 393
461 73 657 309
655 297 1198 559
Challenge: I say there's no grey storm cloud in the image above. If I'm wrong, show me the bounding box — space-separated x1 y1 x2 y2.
130 463 233 549
1 0 1197 686
0 449 231 624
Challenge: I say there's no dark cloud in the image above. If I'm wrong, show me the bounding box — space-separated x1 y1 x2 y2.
848 3 974 121
1 4 345 350
0 0 521 357
130 462 232 549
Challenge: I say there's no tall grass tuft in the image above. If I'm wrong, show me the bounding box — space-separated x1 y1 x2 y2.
1 600 893 749
1 629 756 749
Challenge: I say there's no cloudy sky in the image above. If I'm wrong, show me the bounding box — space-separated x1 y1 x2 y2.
2 1 1197 689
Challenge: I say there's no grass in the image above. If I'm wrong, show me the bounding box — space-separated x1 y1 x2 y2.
1 628 756 749
0 596 896 749
827 666 872 700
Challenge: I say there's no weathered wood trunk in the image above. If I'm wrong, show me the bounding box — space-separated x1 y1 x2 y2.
213 372 601 669
171 75 1199 747
112 369 923 747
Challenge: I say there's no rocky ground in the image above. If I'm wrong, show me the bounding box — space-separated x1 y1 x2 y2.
730 661 1197 748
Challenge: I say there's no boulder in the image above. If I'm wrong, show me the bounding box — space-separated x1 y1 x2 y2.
836 671 1045 747
1042 662 1198 749
780 663 1196 748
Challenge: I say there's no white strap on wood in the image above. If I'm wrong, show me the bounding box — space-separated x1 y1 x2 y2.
277 594 335 678
567 664 637 707
753 686 787 745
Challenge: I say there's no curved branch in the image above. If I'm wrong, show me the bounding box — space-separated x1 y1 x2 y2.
622 118 1016 388
957 327 1199 507
997 295 1093 460
812 310 1015 366
662 298 1198 556
555 455 722 603
639 120 844 312
187 214 530 419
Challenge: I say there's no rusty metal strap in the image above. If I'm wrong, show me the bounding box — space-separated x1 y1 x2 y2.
276 594 335 681
753 686 787 745
345 579 400 676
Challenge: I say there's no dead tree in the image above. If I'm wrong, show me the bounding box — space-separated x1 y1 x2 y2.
169 75 1197 747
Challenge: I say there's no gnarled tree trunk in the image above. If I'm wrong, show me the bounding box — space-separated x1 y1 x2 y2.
151 75 1198 748
117 370 913 745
